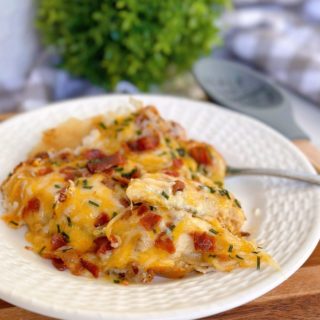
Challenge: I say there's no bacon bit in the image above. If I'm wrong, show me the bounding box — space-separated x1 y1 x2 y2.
59 166 82 181
80 258 99 278
94 236 113 254
172 158 183 169
120 197 130 208
172 180 185 195
51 257 67 271
59 152 71 161
162 169 179 177
131 263 139 275
192 232 215 252
189 146 212 165
140 212 162 230
37 167 53 176
127 134 160 152
94 212 109 227
240 231 250 237
155 232 175 254
101 176 116 190
83 149 106 160
51 233 67 251
58 187 68 202
87 152 124 174
112 176 130 186
22 197 40 219
34 152 49 160
137 204 149 216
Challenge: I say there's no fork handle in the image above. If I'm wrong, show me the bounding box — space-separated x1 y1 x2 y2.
293 140 320 173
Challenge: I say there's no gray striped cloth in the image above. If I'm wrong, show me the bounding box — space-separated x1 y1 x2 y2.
221 0 320 104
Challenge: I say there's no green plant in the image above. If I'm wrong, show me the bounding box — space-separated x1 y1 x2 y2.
36 0 228 90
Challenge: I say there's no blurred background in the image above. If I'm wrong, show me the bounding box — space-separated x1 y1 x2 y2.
0 0 320 145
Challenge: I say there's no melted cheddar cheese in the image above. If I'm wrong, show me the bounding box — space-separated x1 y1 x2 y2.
1 102 274 283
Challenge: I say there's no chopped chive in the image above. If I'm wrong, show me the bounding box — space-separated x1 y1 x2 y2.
83 185 93 189
209 254 217 258
170 151 176 159
52 202 57 209
121 168 137 179
99 122 107 130
209 228 218 235
115 167 124 172
165 137 171 144
62 247 73 252
158 151 167 156
168 224 175 231
257 256 261 270
7 172 13 178
9 220 18 226
57 224 61 233
67 216 72 227
88 200 99 207
149 205 155 211
61 231 70 242
161 191 169 199
219 189 231 199
38 246 46 255
136 130 142 135
257 246 263 249
206 186 215 194
112 212 118 218
252 251 259 254
235 254 244 260
228 244 233 253
113 279 120 284
234 199 242 208
54 184 61 189
116 127 124 132
176 148 186 157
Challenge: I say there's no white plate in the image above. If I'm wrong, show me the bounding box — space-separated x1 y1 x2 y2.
0 95 319 320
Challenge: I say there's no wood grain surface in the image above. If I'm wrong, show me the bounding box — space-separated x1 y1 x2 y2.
0 112 319 320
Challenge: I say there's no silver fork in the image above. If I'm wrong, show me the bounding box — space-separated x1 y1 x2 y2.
227 166 320 186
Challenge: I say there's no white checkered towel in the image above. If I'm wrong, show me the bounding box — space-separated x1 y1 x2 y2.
222 0 320 104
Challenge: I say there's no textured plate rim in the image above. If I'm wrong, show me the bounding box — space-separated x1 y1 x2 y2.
0 94 319 320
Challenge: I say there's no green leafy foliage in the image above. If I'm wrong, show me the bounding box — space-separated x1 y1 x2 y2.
36 0 228 90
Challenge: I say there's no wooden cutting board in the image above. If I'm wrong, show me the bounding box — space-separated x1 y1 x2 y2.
0 112 319 319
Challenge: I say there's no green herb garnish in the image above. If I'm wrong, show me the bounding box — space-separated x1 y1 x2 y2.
136 130 142 136
39 246 46 255
54 184 61 189
214 181 223 187
228 244 233 253
115 167 124 172
234 199 242 208
113 279 120 284
168 224 175 231
112 212 118 218
161 191 169 199
67 216 72 227
61 231 70 242
57 224 61 233
235 254 244 260
121 168 137 179
219 189 231 199
257 256 261 270
176 148 186 157
99 122 107 130
88 200 100 207
209 228 218 235
209 254 217 258
9 221 18 226
206 186 215 194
